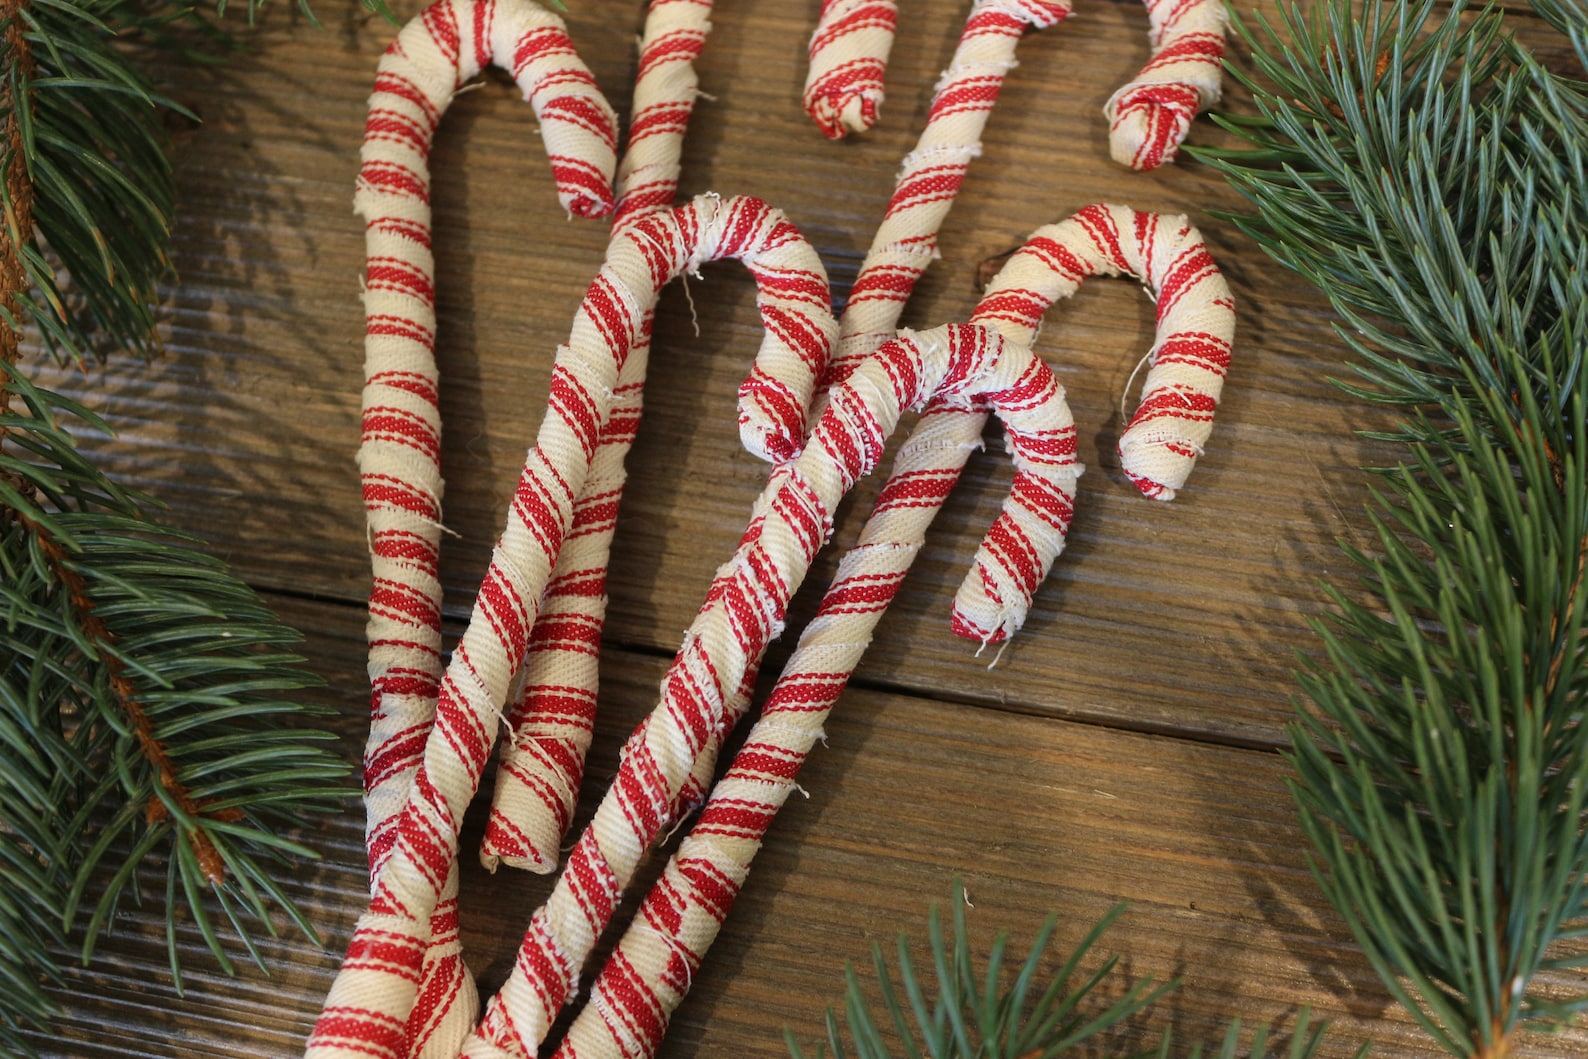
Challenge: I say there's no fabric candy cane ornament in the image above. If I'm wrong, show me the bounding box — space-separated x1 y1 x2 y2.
800 0 1225 171
354 0 619 1052
551 203 1235 1059
481 0 732 876
327 0 844 1028
357 0 617 887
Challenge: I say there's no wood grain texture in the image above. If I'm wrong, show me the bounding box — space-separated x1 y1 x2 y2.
34 595 1588 1059
19 0 1585 1054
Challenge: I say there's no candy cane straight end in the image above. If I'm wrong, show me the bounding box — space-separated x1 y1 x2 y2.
950 606 1016 646
1125 471 1177 502
1104 82 1203 171
479 843 559 875
802 0 900 139
1105 0 1228 171
806 89 885 140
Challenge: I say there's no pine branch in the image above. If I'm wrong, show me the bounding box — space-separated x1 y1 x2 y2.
0 363 356 1055
785 887 1357 1058
0 0 389 1049
1 0 34 372
8 0 391 367
1188 1 1588 1055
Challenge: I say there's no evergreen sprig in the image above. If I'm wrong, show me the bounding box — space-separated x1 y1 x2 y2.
786 888 1350 1058
0 0 375 1049
1189 0 1588 1055
8 0 188 364
0 365 351 1054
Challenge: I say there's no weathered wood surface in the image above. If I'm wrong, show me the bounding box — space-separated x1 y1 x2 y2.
22 0 1585 1056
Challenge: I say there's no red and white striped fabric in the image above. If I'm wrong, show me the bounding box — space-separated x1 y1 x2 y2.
353 2 618 1052
1103 0 1228 170
802 0 900 139
825 0 1072 388
471 324 1077 1059
800 0 1225 170
357 0 618 886
555 324 1080 1059
480 0 744 876
313 194 837 1059
550 206 1235 1058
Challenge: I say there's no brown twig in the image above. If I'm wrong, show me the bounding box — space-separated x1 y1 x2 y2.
18 507 240 884
1298 48 1394 119
1473 1011 1514 1059
1 0 34 376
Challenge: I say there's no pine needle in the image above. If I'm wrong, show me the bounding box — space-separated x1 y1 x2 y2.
0 0 385 1050
784 885 1358 1058
1189 1 1588 1054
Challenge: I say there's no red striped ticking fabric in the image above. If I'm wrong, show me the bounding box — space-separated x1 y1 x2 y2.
551 206 1235 1059
800 0 1225 171
317 192 837 1059
480 0 738 879
610 0 716 234
353 1 618 1053
1103 0 1228 170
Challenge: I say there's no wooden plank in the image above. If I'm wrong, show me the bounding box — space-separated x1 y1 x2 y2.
26 0 1423 749
33 593 1585 1058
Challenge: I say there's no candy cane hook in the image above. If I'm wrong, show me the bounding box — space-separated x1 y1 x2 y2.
313 194 837 1059
355 3 619 1053
953 202 1235 639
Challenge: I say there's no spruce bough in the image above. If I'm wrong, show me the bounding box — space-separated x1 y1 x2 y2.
0 0 381 1050
1191 0 1588 1054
